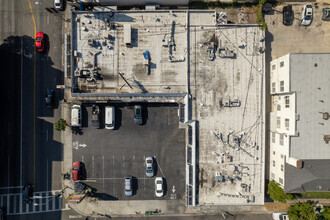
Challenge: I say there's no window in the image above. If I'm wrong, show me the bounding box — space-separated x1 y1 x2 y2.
280 61 284 67
277 104 281 111
280 81 285 92
281 164 284 171
279 177 283 184
272 132 275 143
273 160 276 167
285 119 289 130
285 96 290 108
272 64 276 70
277 117 281 129
272 82 276 93
271 172 275 179
273 151 275 155
281 154 284 159
280 134 284 146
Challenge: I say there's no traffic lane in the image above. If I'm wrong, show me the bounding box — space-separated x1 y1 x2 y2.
73 105 185 200
33 0 64 192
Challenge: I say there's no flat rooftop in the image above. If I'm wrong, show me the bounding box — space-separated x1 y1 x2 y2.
189 25 265 205
71 10 190 95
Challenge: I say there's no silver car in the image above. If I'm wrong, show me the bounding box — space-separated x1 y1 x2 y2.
145 157 154 177
301 4 313 26
125 176 133 196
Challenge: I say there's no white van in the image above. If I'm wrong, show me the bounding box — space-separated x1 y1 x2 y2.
105 106 115 129
71 105 82 127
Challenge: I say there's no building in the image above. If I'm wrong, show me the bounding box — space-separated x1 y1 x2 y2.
69 8 265 205
269 53 330 193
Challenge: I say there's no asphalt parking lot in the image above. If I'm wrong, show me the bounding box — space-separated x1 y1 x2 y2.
72 103 185 201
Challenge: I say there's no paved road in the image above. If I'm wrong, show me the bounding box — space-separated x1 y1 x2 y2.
0 0 64 218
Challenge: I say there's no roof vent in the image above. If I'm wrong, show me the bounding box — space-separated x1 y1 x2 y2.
323 112 329 120
314 63 318 67
324 135 330 144
296 160 303 168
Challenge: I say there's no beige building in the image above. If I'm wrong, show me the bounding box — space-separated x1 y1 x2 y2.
269 53 330 193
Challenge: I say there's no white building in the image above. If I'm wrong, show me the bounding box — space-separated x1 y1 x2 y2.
269 53 330 193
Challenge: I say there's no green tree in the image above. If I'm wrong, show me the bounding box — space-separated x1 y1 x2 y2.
287 202 317 220
55 118 67 131
321 206 330 220
267 180 293 203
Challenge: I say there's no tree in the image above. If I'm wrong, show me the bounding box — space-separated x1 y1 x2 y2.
267 180 293 203
55 118 67 131
321 206 330 220
287 202 317 220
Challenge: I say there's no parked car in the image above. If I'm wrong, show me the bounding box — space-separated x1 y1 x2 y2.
72 161 81 181
0 207 5 220
301 4 313 26
45 89 54 108
22 184 33 204
272 213 289 220
54 0 64 11
134 105 143 125
124 176 133 196
71 105 82 127
283 5 293 25
145 157 154 177
155 177 164 197
35 32 45 52
91 105 100 129
322 8 330 21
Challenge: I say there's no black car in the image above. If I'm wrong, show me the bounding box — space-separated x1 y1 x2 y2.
22 184 33 204
91 105 100 129
45 89 54 108
283 5 293 25
322 8 330 21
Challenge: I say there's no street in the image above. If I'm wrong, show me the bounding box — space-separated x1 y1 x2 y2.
0 0 64 218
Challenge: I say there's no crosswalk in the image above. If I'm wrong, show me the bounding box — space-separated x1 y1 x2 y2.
0 190 68 215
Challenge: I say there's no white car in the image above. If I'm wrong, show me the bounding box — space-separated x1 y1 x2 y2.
145 157 154 177
272 213 289 220
155 177 164 197
301 4 313 26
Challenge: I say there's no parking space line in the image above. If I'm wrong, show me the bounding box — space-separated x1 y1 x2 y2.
81 155 84 163
92 155 95 178
154 156 166 179
102 156 105 193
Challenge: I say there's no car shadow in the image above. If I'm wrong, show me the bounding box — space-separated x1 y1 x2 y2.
93 193 118 201
80 162 87 180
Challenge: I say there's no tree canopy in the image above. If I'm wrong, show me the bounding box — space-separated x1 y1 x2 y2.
267 180 293 203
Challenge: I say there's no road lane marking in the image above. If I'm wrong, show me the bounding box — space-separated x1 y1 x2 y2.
27 0 37 191
20 37 23 194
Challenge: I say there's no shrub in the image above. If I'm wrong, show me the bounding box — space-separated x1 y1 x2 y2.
267 180 293 203
55 118 67 131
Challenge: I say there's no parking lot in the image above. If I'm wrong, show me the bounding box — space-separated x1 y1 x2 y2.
265 2 330 60
72 104 185 201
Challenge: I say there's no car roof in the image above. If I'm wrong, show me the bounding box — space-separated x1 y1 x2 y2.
36 32 44 37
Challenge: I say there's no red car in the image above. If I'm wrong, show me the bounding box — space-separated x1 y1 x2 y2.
35 32 45 52
72 161 81 181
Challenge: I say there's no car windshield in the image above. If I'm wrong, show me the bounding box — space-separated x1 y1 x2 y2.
157 190 162 193
305 15 311 20
156 180 162 184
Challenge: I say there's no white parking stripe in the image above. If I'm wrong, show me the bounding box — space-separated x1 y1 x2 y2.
92 155 95 178
7 194 10 214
